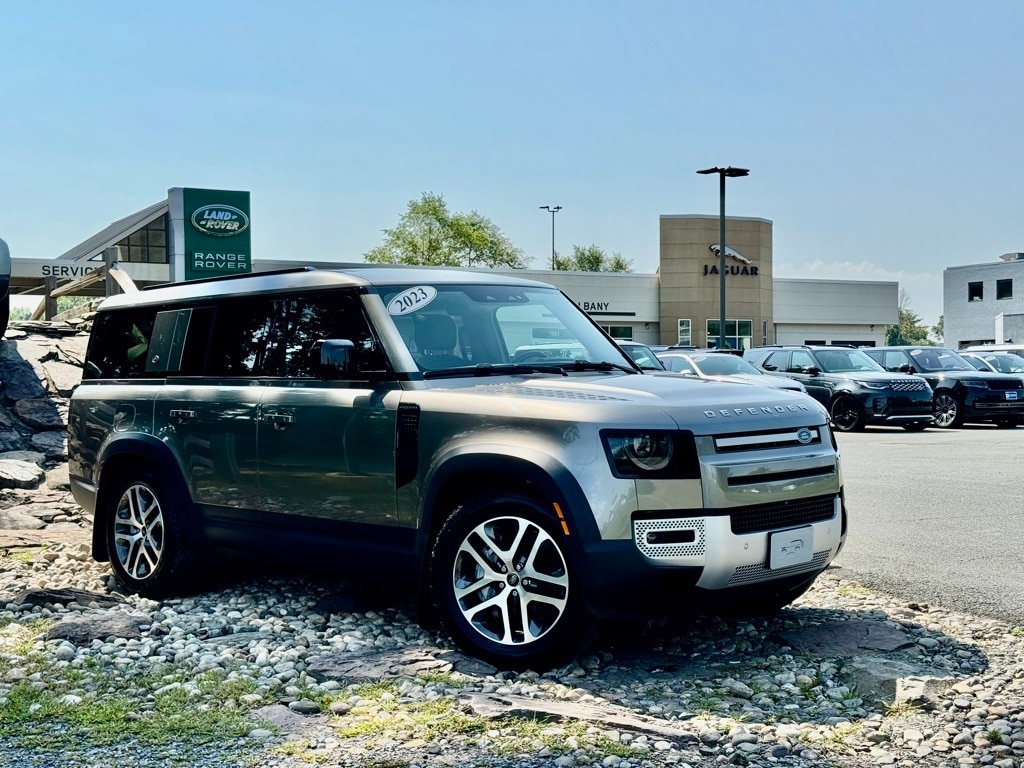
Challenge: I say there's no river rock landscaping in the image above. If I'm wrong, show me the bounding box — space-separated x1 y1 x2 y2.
2 323 1024 768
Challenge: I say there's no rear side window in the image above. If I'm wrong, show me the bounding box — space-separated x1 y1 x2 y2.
84 308 158 379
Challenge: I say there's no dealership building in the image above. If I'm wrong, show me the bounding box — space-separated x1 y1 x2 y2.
7 187 899 348
943 253 1024 349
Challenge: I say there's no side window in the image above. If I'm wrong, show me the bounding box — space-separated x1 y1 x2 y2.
282 292 389 378
84 307 158 379
206 292 388 378
761 351 789 371
882 351 908 371
790 351 815 372
206 297 279 377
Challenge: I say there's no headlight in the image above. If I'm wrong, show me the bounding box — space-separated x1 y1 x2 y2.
963 380 990 389
853 380 888 390
602 430 699 479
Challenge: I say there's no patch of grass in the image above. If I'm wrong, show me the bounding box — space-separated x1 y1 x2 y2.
415 670 462 688
9 549 42 564
1009 627 1024 638
0 680 256 749
835 584 874 598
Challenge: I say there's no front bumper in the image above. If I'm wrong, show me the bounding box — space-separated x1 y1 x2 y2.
579 493 846 619
863 394 933 425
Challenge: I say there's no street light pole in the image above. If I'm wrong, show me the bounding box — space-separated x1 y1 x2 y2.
539 205 562 270
696 166 749 349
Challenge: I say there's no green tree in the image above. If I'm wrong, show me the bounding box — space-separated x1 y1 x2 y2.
885 290 933 345
364 192 527 269
931 314 944 344
553 245 632 272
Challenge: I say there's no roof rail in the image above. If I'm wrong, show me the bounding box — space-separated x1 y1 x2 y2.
142 266 317 291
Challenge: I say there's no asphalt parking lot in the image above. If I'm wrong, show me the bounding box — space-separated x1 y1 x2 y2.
832 422 1024 624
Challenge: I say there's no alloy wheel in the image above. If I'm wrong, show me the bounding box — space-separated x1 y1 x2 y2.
112 483 165 581
451 515 569 646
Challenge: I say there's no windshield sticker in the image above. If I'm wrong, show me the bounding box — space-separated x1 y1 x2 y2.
387 286 438 316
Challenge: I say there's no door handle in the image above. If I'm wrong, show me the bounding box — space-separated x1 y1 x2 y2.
169 409 196 421
263 412 295 429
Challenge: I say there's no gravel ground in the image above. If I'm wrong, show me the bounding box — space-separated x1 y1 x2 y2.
2 542 1024 768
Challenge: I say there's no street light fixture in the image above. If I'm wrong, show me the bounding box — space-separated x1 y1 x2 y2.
696 166 749 349
539 205 562 270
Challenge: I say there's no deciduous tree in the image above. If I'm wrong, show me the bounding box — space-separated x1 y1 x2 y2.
364 193 527 269
553 245 632 273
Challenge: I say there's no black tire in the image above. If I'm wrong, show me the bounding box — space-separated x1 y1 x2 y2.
932 391 964 428
902 422 929 432
103 464 197 597
0 293 9 339
429 492 592 671
829 395 866 432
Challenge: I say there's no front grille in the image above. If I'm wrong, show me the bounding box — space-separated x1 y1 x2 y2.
726 550 831 586
985 379 1023 391
888 379 929 392
714 427 821 453
729 494 838 535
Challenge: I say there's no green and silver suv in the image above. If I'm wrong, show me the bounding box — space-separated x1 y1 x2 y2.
69 267 847 669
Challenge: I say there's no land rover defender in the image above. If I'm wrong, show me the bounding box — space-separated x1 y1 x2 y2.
68 266 848 669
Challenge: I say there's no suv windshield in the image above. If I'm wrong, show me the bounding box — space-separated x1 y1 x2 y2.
375 283 636 374
689 354 761 376
908 348 975 372
812 348 885 373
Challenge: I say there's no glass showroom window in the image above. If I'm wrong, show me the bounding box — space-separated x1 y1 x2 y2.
677 319 691 346
604 325 633 341
968 282 984 302
997 279 1013 300
706 319 752 350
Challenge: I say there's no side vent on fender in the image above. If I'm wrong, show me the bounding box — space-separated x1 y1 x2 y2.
396 403 420 488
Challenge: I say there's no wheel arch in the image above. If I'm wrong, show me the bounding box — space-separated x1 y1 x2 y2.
92 435 195 562
413 448 597 617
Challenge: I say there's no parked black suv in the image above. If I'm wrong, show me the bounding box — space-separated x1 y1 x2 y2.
744 345 933 432
862 346 1024 428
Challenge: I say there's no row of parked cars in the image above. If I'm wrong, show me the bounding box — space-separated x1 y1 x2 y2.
619 341 1024 432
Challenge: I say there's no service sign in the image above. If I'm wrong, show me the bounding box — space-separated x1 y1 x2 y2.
182 188 252 281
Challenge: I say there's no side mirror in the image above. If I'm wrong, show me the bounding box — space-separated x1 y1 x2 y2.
801 366 821 376
897 364 915 374
316 339 355 379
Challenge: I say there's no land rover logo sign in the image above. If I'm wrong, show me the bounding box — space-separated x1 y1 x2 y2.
191 204 250 237
796 428 813 444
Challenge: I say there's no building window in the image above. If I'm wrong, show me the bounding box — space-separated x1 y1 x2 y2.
677 319 691 346
997 279 1013 300
968 282 983 302
706 319 752 350
604 325 633 341
116 214 169 264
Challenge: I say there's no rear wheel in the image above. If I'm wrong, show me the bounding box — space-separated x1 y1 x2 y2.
429 492 591 671
830 396 866 432
104 465 197 596
932 391 964 428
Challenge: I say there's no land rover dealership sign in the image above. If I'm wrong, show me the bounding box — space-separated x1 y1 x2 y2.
170 188 252 281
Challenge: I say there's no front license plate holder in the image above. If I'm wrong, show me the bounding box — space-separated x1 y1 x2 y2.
769 526 814 570
1006 391 1018 401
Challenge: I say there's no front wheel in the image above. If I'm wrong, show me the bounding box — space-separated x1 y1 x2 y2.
830 396 866 432
104 465 197 596
429 492 591 671
932 391 964 428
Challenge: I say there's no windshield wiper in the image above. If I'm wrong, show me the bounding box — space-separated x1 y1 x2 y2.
422 363 569 379
567 360 638 374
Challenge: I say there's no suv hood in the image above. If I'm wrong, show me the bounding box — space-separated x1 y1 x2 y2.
423 371 829 432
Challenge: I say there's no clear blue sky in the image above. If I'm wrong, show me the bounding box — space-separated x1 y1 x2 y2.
3 0 1023 326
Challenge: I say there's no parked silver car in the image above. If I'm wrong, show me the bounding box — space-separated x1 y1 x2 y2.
69 266 847 669
657 350 809 394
